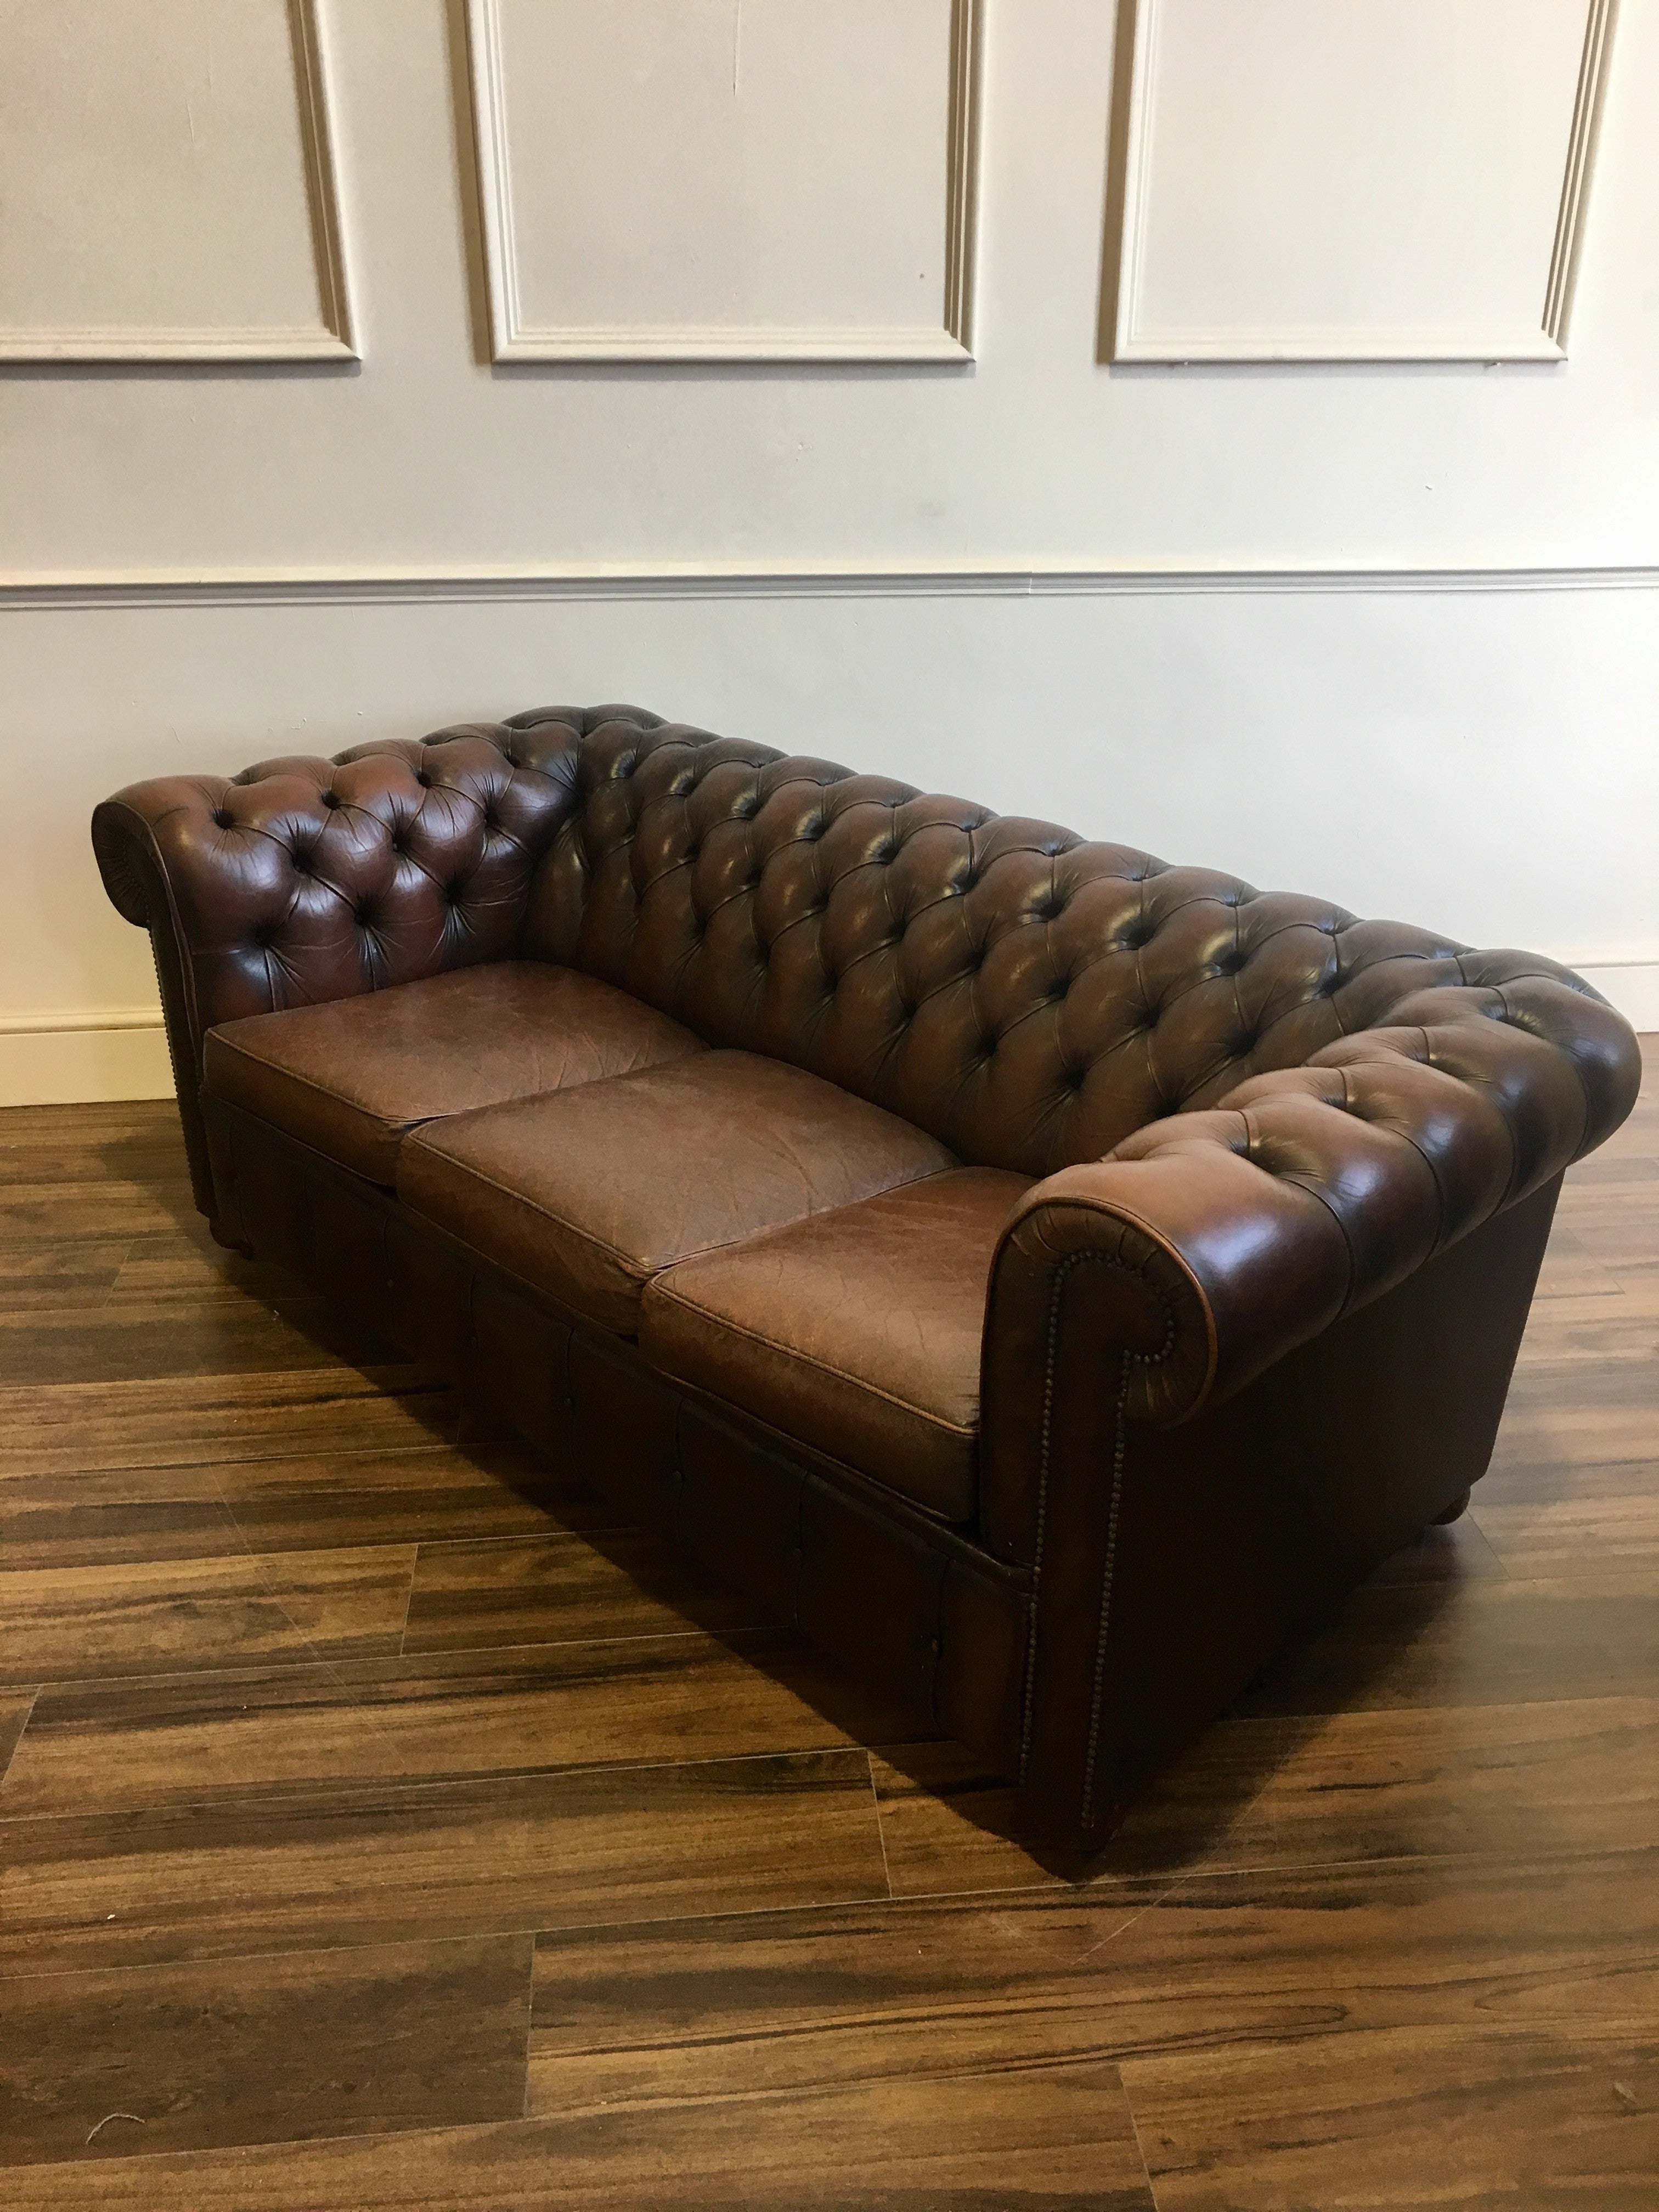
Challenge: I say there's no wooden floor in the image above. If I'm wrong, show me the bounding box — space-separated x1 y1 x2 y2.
1 1058 1655 2209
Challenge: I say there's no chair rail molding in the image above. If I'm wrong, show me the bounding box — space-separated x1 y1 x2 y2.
1105 0 1620 365
463 0 983 363
3 556 1658 609
0 0 357 365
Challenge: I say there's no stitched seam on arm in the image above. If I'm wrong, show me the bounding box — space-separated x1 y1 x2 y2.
1016 1250 1180 1810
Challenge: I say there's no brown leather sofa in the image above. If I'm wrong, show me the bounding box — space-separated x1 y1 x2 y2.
93 704 1641 1847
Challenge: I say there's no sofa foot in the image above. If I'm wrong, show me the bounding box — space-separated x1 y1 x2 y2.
1431 1486 1472 1526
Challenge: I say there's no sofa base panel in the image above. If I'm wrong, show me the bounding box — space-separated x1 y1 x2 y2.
206 1091 1556 1857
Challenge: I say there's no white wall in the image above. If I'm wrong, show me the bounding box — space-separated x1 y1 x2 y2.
2 0 1655 1104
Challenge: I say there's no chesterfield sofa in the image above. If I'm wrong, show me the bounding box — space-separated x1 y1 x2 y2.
93 704 1641 1848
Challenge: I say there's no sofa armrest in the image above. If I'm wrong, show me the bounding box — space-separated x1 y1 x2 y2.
89 707 627 1216
979 979 1638 1570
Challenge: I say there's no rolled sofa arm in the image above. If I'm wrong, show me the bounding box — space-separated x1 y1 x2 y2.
980 973 1641 1566
90 706 639 1216
980 975 1638 1841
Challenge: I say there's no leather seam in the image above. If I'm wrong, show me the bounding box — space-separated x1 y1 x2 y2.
644 1283 978 1441
402 1154 955 1302
400 1155 659 1284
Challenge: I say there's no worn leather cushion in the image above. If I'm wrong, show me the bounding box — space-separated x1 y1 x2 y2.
640 1167 1029 1522
398 1051 958 1338
203 961 704 1185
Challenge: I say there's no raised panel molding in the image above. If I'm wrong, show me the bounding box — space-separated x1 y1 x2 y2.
0 0 356 364
1106 0 1618 364
464 0 983 363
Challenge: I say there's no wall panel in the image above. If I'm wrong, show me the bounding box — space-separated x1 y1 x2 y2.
1106 0 1616 362
465 0 981 359
0 0 354 362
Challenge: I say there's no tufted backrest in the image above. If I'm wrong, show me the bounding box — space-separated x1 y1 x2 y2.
92 708 637 1036
95 702 1633 1192
515 710 1622 1178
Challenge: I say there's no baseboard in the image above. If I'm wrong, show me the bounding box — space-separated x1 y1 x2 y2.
1571 964 1659 1034
0 1013 172 1107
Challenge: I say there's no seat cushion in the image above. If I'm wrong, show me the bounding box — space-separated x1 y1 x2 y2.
398 1051 958 1338
639 1169 1029 1521
203 962 704 1186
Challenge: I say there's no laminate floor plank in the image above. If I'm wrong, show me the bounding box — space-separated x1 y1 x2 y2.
0 1296 404 1387
0 1749 890 1974
0 1178 200 1245
524 1844 1658 2109
0 1444 598 1571
0 1243 130 1316
0 1691 36 1783
0 2059 1159 2210
1121 2024 1659 2211
0 1933 533 2167
106 1230 307 1307
214 1440 620 1553
1484 1355 1659 1472
0 1632 930 1820
1240 1571 1659 1716
0 1100 182 1155
0 1544 419 1684
400 1531 786 1656
0 1368 461 1476
0 1463 245 1571
1474 1462 1659 1576
1511 1299 1659 1362
1361 1511 1506 1585
871 1696 1659 1895
1549 1200 1659 1271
